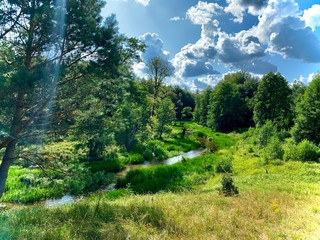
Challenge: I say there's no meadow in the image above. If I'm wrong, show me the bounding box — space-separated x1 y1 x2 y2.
0 123 319 239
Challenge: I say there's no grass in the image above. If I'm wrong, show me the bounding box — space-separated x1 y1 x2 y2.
0 190 319 239
0 166 64 203
1 122 320 239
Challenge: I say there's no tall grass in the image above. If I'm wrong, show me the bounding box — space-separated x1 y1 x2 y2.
1 124 320 239
1 189 319 239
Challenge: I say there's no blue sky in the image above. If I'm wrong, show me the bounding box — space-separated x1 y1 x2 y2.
102 0 320 90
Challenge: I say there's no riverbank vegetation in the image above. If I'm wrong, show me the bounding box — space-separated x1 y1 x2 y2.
1 124 320 239
1 1 320 239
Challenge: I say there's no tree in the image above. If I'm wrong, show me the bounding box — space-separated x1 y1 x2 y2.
291 74 320 144
0 1 22 39
113 81 150 152
152 98 176 139
223 71 259 127
0 0 141 197
207 81 245 132
146 57 172 116
253 72 292 129
167 86 195 120
193 88 212 126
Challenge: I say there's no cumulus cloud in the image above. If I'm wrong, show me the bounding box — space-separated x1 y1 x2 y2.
135 0 150 6
302 4 320 31
295 72 317 85
171 36 220 79
233 59 277 74
186 1 223 25
139 33 170 62
225 0 268 23
132 33 173 78
250 0 320 62
166 0 320 89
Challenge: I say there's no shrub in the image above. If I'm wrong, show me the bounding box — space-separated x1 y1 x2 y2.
297 140 319 162
284 139 319 162
219 174 238 196
263 136 284 163
255 121 276 148
216 157 233 173
102 145 120 160
166 145 177 152
142 149 153 161
153 145 168 160
87 159 123 173
196 131 206 138
126 153 145 164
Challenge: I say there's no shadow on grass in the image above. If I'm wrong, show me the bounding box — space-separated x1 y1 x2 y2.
0 195 169 240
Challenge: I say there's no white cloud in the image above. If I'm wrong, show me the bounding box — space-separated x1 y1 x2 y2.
308 72 316 82
135 0 150 6
169 0 320 89
302 4 320 31
170 16 184 21
133 33 173 78
225 0 268 23
186 1 223 25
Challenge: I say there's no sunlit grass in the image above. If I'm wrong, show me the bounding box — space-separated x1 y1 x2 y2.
1 123 320 239
1 189 319 239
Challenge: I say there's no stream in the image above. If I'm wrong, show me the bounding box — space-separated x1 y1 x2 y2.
116 149 203 177
2 149 204 209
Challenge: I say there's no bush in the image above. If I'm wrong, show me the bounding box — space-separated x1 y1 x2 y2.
297 140 319 162
216 157 233 173
196 131 207 138
255 121 276 148
219 174 238 196
263 136 284 163
166 145 177 152
142 149 153 161
126 153 145 164
87 159 123 173
102 145 120 160
284 139 319 162
153 145 168 160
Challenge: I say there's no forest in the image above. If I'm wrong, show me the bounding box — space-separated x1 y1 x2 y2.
0 0 320 239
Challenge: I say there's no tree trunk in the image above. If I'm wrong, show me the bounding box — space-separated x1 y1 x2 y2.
0 140 17 198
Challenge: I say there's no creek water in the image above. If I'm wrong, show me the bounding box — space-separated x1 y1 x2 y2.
41 149 203 208
116 149 204 177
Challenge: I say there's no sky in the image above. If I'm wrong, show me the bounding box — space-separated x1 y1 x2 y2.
102 0 320 91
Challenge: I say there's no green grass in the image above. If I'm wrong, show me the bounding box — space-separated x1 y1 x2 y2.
1 123 320 239
0 166 64 203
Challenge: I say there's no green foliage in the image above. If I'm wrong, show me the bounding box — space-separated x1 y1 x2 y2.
216 157 233 173
125 153 145 164
283 140 319 162
86 159 123 173
292 74 320 144
193 88 212 125
116 165 184 193
262 136 284 163
152 97 176 139
168 86 195 120
219 174 239 196
181 106 193 120
253 72 292 129
142 149 153 161
207 81 245 132
254 121 277 148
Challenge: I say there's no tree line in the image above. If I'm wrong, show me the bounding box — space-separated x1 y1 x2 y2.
194 70 320 146
0 0 319 199
0 0 198 198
